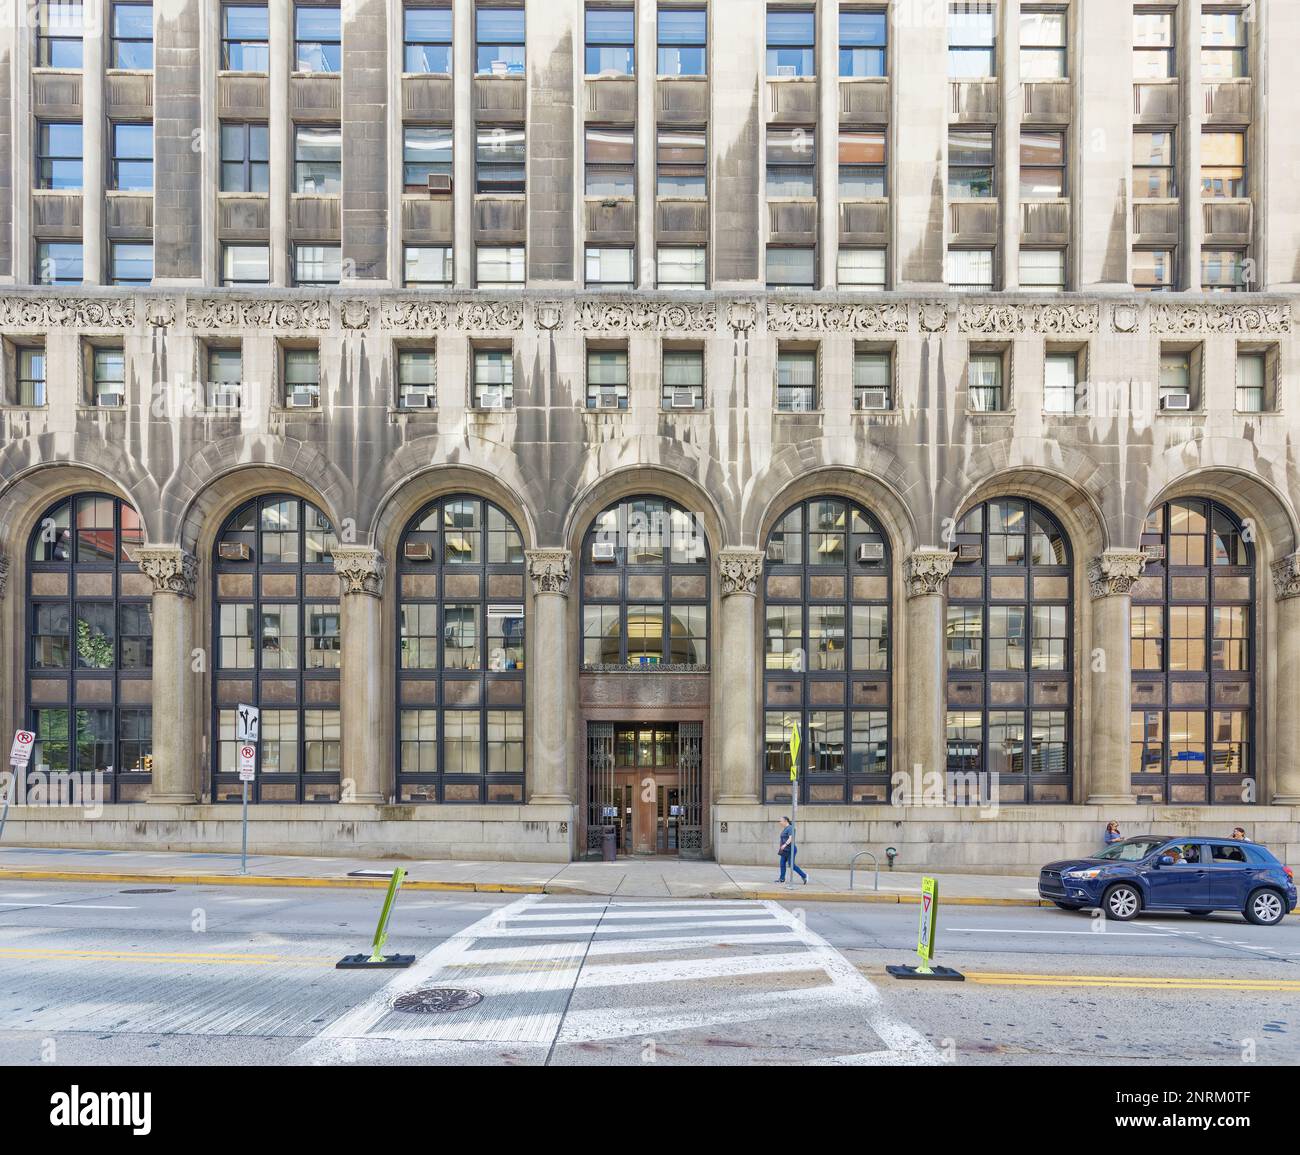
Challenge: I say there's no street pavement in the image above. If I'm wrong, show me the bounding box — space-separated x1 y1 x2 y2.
0 879 1295 1066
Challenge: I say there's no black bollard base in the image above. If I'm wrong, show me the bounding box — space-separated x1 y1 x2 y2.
886 964 965 981
336 953 416 969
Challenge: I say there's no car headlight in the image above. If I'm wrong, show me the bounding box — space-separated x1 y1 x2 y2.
1063 868 1103 880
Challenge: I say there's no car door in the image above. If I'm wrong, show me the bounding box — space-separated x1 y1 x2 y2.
1206 841 1252 907
1143 841 1211 908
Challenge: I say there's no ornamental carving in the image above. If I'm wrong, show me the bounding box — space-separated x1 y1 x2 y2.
919 302 950 332
525 549 572 596
380 299 448 330
456 301 524 331
1087 550 1146 599
766 301 909 334
1271 552 1300 601
132 546 198 598
534 301 565 331
1035 303 1099 335
575 299 715 333
718 550 764 597
0 295 135 328
340 299 372 329
333 547 386 597
904 549 957 598
1112 303 1139 333
185 297 329 330
0 554 8 600
1150 303 1292 335
958 304 1028 336
144 298 177 327
727 301 757 333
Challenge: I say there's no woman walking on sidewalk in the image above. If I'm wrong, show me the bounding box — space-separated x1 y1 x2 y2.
776 816 808 885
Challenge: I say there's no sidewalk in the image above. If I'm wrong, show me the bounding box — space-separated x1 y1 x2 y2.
0 845 1046 906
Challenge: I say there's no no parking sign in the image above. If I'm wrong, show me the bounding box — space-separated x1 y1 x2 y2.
238 744 257 783
9 730 35 768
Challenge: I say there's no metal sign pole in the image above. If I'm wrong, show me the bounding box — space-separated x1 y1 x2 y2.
241 779 249 875
787 722 801 890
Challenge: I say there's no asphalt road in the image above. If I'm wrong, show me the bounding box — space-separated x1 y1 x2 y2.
0 880 1294 1066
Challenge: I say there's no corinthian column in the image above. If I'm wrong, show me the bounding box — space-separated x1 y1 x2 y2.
526 549 572 804
903 549 957 780
1270 553 1300 803
717 550 764 803
333 546 387 803
1086 549 1146 804
135 546 199 803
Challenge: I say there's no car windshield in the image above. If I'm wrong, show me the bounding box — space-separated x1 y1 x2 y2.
1095 838 1166 861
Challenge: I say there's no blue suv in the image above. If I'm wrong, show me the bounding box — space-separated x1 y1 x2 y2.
1039 835 1297 925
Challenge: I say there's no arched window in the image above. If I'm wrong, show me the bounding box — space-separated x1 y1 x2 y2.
212 495 339 802
397 496 526 803
762 497 891 804
26 494 151 800
579 496 709 669
945 499 1073 802
1130 499 1254 804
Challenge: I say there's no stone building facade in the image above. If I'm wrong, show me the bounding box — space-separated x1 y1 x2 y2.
1 0 1299 867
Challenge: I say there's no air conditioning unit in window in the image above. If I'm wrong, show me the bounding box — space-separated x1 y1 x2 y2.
595 391 622 409
219 542 251 562
427 173 452 194
857 388 889 411
1161 392 1192 411
856 542 885 564
1142 543 1166 561
96 391 124 408
957 542 983 562
591 541 616 563
670 388 698 409
402 391 432 409
404 541 434 562
287 390 317 409
478 389 504 409
210 387 242 411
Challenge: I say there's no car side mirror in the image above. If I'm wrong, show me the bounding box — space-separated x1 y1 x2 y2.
1158 855 1175 867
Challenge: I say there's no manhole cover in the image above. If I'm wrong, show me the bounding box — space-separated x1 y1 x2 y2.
392 988 483 1014
119 888 175 895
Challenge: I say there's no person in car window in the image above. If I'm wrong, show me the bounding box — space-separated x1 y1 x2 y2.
1104 821 1122 845
1164 845 1184 864
1231 826 1250 841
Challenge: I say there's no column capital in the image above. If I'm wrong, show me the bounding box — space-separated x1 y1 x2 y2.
0 553 8 600
904 548 957 598
333 546 386 597
526 548 572 596
718 549 764 597
133 546 198 598
1271 552 1300 601
1087 550 1146 599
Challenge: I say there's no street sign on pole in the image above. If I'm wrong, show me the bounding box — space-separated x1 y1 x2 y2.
235 739 257 876
9 730 35 767
887 875 965 981
235 704 260 745
786 721 801 890
237 744 256 783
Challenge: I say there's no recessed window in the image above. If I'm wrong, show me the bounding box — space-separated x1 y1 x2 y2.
840 9 887 78
295 4 341 73
586 5 634 76
404 5 453 74
473 347 514 408
17 346 48 407
35 241 83 285
37 122 83 189
109 242 152 285
1019 249 1065 291
37 0 85 68
476 124 526 193
295 125 341 194
475 246 525 288
1159 349 1194 410
476 6 525 75
221 4 269 71
1020 8 1066 79
1202 249 1247 293
657 129 706 197
1134 8 1175 79
220 122 269 192
839 130 886 198
949 1 996 78
111 123 153 191
585 126 634 196
947 248 995 292
283 347 321 407
657 246 706 289
767 247 815 290
206 346 242 409
586 246 635 289
112 3 153 69
1134 130 1176 197
838 248 886 290
949 128 994 197
1134 248 1175 292
1044 351 1078 414
853 349 891 410
398 348 437 409
92 346 126 407
663 349 704 410
1202 131 1245 198
658 5 706 76
404 246 453 287
222 244 270 285
767 8 815 77
776 349 816 412
587 347 629 410
767 127 816 197
968 353 1004 411
1201 8 1247 80
293 244 341 286
1235 352 1267 413
404 125 453 191
1020 130 1065 197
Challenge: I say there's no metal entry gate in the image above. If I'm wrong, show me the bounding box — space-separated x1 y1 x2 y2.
585 722 617 856
678 720 704 857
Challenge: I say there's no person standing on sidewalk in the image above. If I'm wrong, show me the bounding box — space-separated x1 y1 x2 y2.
776 816 808 885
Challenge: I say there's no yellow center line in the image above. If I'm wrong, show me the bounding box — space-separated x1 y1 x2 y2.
0 947 335 965
965 970 1300 992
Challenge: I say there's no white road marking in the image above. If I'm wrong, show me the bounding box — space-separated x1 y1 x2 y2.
0 902 137 910
945 927 1173 937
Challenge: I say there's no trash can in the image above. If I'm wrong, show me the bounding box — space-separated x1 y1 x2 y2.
601 826 617 863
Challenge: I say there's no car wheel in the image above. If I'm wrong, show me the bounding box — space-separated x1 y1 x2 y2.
1184 909 1212 917
1244 888 1286 927
1102 884 1141 921
1053 901 1083 911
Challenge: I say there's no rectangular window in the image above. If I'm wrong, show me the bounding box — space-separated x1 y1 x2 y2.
1130 605 1164 671
1134 248 1175 291
92 346 126 406
987 606 1027 671
404 245 453 287
948 129 994 197
949 1 996 78
658 5 706 76
1212 605 1250 671
1044 351 1078 414
586 348 629 410
304 605 341 670
764 607 803 669
295 125 341 194
112 3 153 69
1168 606 1207 671
1201 8 1247 80
118 708 153 770
1134 8 1175 79
109 242 152 285
404 125 453 191
399 708 438 775
968 353 1003 411
1019 248 1065 291
838 130 886 198
1235 351 1266 412
767 247 816 289
776 349 816 412
220 122 270 192
35 241 83 285
37 0 85 68
476 6 526 75
838 248 887 290
585 126 634 196
657 246 706 289
585 246 635 289
1159 350 1192 408
476 124 526 193
657 128 706 196
292 244 341 285
222 244 270 285
947 248 994 291
398 348 437 408
17 347 48 407
1133 130 1176 198
840 9 887 78
662 349 704 409
473 347 514 407
767 8 815 77
111 122 153 191
1020 8 1066 79
284 347 321 406
487 710 524 774
304 709 341 772
444 710 481 774
1020 130 1065 197
207 346 242 408
1201 249 1246 293
222 5 269 70
475 246 525 288
853 349 891 409
767 127 816 197
295 4 341 73
946 607 983 670
404 4 453 74
37 122 83 189
1201 131 1245 198
586 5 634 76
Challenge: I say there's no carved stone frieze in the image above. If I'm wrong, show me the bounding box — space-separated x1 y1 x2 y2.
534 301 565 331
332 546 386 597
1034 303 1099 335
0 295 135 329
1271 552 1300 601
1087 550 1146 599
526 549 572 596
919 302 950 332
575 298 715 333
958 303 1029 336
766 301 909 334
380 299 449 330
456 300 524 331
1149 302 1292 335
185 297 329 330
340 299 372 329
133 546 198 598
727 301 757 333
718 550 764 597
904 549 957 598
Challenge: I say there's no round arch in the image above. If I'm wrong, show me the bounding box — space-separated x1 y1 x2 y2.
1142 466 1298 564
954 467 1109 561
373 465 537 557
562 466 730 558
